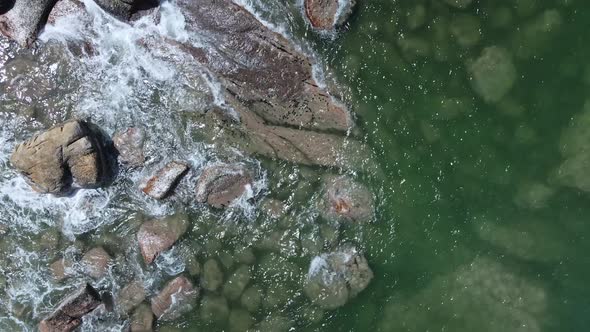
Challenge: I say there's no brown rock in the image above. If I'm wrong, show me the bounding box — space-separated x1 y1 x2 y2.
304 0 356 30
49 258 74 282
141 161 189 199
81 247 111 279
113 127 145 168
320 175 374 223
10 119 107 195
150 276 198 321
130 303 154 332
137 214 189 264
38 283 102 332
0 0 58 46
116 281 146 314
195 164 252 208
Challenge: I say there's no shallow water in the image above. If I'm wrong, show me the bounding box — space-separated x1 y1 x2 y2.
1 0 589 331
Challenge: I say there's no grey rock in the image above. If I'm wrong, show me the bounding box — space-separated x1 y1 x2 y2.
10 120 108 195
38 284 102 332
141 161 189 199
304 245 373 309
200 294 229 324
0 0 57 46
304 0 356 30
94 0 158 21
151 276 198 321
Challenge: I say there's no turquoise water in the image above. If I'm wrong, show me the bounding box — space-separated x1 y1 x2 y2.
1 0 589 331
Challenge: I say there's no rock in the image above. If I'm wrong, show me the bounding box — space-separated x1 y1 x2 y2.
113 127 145 168
116 281 146 314
94 0 158 21
304 245 373 309
47 0 85 25
0 0 57 46
443 0 473 9
199 294 229 324
201 259 223 291
449 14 481 48
228 309 254 332
38 284 102 332
195 164 252 208
10 120 108 195
137 214 189 264
514 182 555 209
150 276 198 321
130 303 154 332
255 316 293 332
49 258 74 282
141 161 189 199
223 265 251 300
320 176 374 223
304 0 356 30
81 247 111 279
512 9 563 59
240 286 262 313
467 46 517 103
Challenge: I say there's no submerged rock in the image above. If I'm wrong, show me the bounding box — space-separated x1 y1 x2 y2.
141 161 189 199
10 119 109 195
130 303 154 332
304 245 373 309
137 214 189 264
151 276 198 321
304 0 356 30
201 259 223 292
113 127 145 168
200 294 229 324
195 164 252 208
223 265 251 301
38 284 102 332
0 0 57 46
81 247 111 279
229 309 254 332
467 46 517 103
320 176 375 223
443 0 473 9
116 280 146 314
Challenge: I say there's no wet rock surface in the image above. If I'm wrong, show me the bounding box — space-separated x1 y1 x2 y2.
150 276 198 321
137 214 188 264
141 161 189 199
320 176 374 223
304 0 356 30
94 0 158 21
0 0 57 46
38 284 102 332
81 247 111 279
304 246 373 309
113 127 145 168
195 164 253 208
10 119 109 195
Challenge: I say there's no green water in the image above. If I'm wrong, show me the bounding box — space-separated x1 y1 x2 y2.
1 0 590 331
304 0 590 331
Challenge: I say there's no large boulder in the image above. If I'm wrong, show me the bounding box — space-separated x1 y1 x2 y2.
320 175 375 223
10 119 109 195
0 0 57 46
304 245 373 309
304 0 356 30
38 284 102 332
150 276 198 321
137 214 189 264
195 163 253 208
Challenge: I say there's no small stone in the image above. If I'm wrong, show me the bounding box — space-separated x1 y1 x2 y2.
320 175 375 223
201 259 224 291
39 284 102 332
200 294 229 324
141 161 189 199
151 276 198 321
218 251 234 270
113 127 145 167
130 303 154 332
304 0 356 30
229 309 254 332
81 247 111 279
195 163 252 208
137 214 188 264
223 265 251 300
240 286 263 313
116 281 146 314
467 46 517 103
304 245 373 309
255 316 293 332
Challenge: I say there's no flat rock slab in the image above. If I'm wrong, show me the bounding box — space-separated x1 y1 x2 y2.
10 119 107 195
38 283 102 332
195 164 252 208
304 0 356 30
137 214 188 264
151 276 198 321
141 161 189 199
